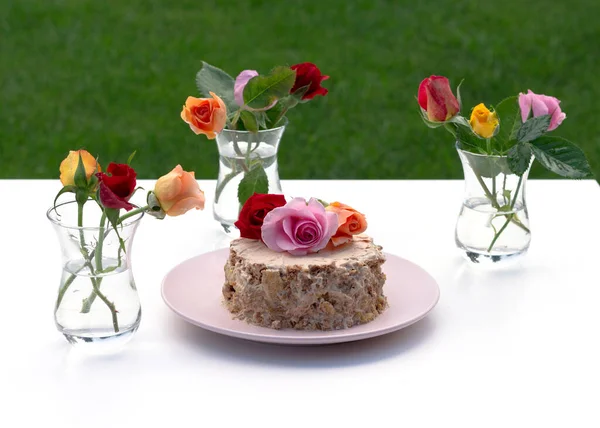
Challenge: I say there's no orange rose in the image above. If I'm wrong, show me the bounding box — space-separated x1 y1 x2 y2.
153 165 205 216
325 202 368 246
180 92 227 139
59 150 101 187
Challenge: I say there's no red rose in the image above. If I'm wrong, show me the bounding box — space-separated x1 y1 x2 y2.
96 163 137 211
235 193 287 239
290 63 329 100
417 75 460 122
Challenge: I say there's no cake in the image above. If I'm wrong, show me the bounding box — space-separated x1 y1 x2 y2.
222 235 387 330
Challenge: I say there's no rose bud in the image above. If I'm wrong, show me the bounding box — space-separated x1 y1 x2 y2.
153 165 205 216
418 75 460 122
59 150 101 187
469 103 499 138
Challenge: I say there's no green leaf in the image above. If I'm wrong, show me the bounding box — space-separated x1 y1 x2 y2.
53 185 77 207
530 136 593 178
103 207 121 230
237 164 268 206
74 153 88 188
466 152 512 178
507 142 533 176
494 96 521 145
239 110 258 132
243 66 296 111
447 121 487 154
127 150 137 165
195 61 236 111
517 114 551 143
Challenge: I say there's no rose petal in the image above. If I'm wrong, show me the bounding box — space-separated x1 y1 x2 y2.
519 91 532 122
234 70 259 107
98 181 134 211
165 196 205 217
531 94 549 118
549 111 566 132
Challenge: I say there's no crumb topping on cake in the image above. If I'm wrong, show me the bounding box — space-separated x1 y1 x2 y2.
222 235 387 330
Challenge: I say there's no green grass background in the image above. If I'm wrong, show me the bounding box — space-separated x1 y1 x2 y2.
1 0 599 180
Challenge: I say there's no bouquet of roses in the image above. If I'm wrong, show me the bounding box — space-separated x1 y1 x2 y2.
51 150 205 332
417 75 593 252
180 61 329 207
417 75 592 178
234 193 367 256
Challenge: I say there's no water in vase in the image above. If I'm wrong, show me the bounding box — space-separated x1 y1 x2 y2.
55 257 141 353
455 197 531 265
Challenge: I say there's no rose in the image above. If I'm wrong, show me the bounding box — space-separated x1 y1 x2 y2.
469 103 499 138
153 165 205 216
180 92 227 139
261 197 338 256
290 63 329 100
59 150 100 187
417 75 460 122
519 89 566 131
325 202 368 246
234 70 259 107
96 163 137 211
234 193 287 239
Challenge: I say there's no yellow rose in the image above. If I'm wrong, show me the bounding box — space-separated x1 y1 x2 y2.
470 103 499 138
153 165 205 216
59 150 101 186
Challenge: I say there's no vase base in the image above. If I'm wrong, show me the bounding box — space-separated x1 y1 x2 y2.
61 323 140 354
459 248 528 268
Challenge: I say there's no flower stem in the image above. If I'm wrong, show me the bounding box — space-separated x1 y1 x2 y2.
486 174 527 252
272 107 289 128
81 212 107 314
487 214 513 252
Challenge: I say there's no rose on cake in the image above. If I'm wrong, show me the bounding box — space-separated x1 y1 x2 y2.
235 193 368 255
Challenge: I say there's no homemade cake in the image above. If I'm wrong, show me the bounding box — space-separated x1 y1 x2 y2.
222 235 387 330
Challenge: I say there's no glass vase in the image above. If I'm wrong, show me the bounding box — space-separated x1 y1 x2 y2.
455 145 532 266
213 120 286 235
47 201 144 352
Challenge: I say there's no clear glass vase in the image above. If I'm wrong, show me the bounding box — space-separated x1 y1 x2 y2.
455 145 532 266
213 120 286 235
47 201 144 352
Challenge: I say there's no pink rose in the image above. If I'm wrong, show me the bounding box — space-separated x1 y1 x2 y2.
234 70 258 107
261 197 338 256
518 89 566 131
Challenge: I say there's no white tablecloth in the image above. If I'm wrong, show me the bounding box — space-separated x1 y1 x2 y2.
1 179 599 427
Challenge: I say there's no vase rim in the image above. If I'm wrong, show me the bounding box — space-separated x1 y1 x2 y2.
455 142 508 159
220 117 288 135
46 200 145 230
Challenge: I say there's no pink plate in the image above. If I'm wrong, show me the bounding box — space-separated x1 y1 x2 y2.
161 249 440 345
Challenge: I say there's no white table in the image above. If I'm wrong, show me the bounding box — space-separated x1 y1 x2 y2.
1 179 599 428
